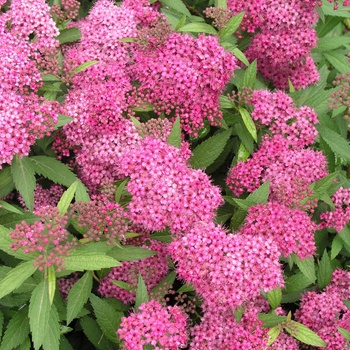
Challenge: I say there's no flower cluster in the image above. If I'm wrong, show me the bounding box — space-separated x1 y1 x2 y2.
118 300 188 350
58 272 79 301
9 206 75 272
98 240 169 304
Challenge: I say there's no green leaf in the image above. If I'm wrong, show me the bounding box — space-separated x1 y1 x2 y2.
150 271 176 297
339 225 350 251
89 294 123 344
0 212 38 230
130 116 141 128
57 181 78 215
0 201 22 214
11 155 36 212
29 280 51 350
71 60 99 75
267 325 282 346
177 283 195 293
238 107 257 142
135 275 149 311
167 117 181 148
0 307 30 350
220 12 244 41
242 59 257 88
324 50 350 73
54 115 72 130
67 272 92 325
317 249 333 289
0 261 37 299
57 27 81 45
293 256 316 283
30 156 77 187
215 0 227 8
232 47 249 66
42 304 60 350
149 231 172 243
111 280 135 291
107 245 156 261
0 167 15 199
178 23 217 35
219 95 234 109
19 337 31 350
284 272 314 294
48 265 56 305
266 287 282 310
331 234 343 259
315 36 350 52
160 0 191 17
343 300 350 310
75 181 90 202
285 320 327 347
317 125 350 162
337 326 350 341
190 129 231 169
175 15 187 31
258 313 286 328
114 178 129 204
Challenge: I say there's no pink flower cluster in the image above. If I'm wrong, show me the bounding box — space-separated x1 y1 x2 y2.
319 186 350 232
241 201 317 258
132 32 237 134
118 137 223 234
228 0 320 88
118 300 188 350
58 272 79 301
9 206 75 272
295 269 350 349
169 222 284 311
98 240 169 304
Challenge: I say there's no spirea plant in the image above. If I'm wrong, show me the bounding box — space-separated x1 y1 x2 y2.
0 0 350 349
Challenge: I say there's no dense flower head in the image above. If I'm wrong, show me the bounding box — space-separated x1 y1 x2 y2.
132 32 237 134
169 222 284 311
9 206 75 272
319 186 350 232
58 272 79 301
118 137 223 234
118 300 189 350
329 72 350 121
98 240 169 303
241 201 317 258
69 197 129 245
51 0 80 22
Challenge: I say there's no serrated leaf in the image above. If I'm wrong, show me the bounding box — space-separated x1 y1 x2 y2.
0 166 15 199
339 225 350 252
71 60 99 75
232 47 249 66
267 325 282 346
190 129 231 169
331 234 343 259
294 256 316 283
57 181 78 215
317 125 350 162
317 249 333 289
219 95 234 109
178 23 217 35
0 201 22 214
167 117 181 148
239 107 257 142
0 307 29 350
48 265 56 304
285 320 327 347
0 261 37 299
266 287 282 310
90 294 123 344
161 0 191 17
30 156 77 187
42 304 60 350
135 275 149 311
220 12 244 41
29 280 51 349
111 280 135 291
107 245 156 261
19 337 31 350
11 155 36 212
75 181 90 202
57 27 81 45
242 59 257 88
67 272 92 325
54 115 72 130
337 326 350 341
258 313 286 328
149 230 172 243
0 212 38 230
315 36 350 52
323 50 350 73
285 272 313 294
150 271 176 297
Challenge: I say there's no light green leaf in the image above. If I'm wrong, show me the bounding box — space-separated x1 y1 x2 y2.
0 201 22 214
294 256 316 283
57 27 81 45
236 142 250 162
190 129 231 169
167 117 181 148
29 280 51 350
42 304 60 350
11 155 36 212
258 313 286 328
239 107 257 142
220 12 244 41
54 115 72 130
324 50 350 73
0 307 30 350
317 249 333 289
107 245 156 261
110 280 135 291
135 275 149 311
331 234 343 259
75 181 90 202
178 23 217 35
232 48 249 66
337 326 350 341
114 178 129 204
161 0 191 17
285 320 327 347
89 294 123 344
215 0 227 8
57 181 78 215
315 36 350 52
71 60 99 75
0 261 37 299
242 59 257 88
267 325 282 346
67 272 92 325
30 156 77 187
266 287 282 310
48 265 56 305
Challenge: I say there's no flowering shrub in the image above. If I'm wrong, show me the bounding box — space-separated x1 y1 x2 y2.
0 0 350 349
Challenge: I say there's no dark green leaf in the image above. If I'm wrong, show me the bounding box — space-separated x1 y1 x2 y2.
339 225 350 251
149 231 172 243
135 275 149 311
317 249 333 289
150 271 176 297
57 27 81 45
293 256 316 283
161 0 191 17
331 234 343 259
258 313 286 328
11 155 36 212
266 287 282 310
0 167 15 199
284 272 313 294
108 245 156 261
239 107 257 142
114 179 129 204
0 212 38 230
42 304 60 350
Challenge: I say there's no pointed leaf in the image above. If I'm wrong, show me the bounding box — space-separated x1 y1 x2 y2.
190 129 231 169
267 325 282 346
294 256 316 283
42 304 60 350
57 27 81 45
110 280 135 291
167 117 181 148
57 181 78 215
337 326 350 341
317 249 333 289
75 181 90 202
266 287 282 310
242 59 257 88
178 23 217 35
11 156 36 212
29 280 51 349
331 234 343 259
135 275 149 311
67 272 93 325
0 261 37 299
239 107 257 142
48 265 56 305
71 60 99 75
0 166 15 199
151 271 176 297
161 0 191 17
220 12 244 41
0 201 22 214
108 245 156 261
232 48 249 66
114 179 129 204
258 313 286 328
